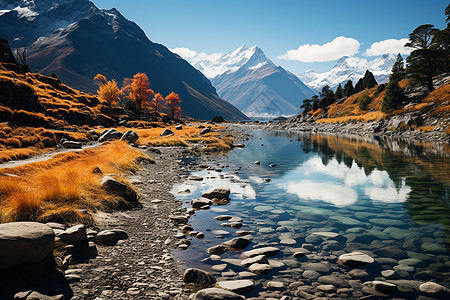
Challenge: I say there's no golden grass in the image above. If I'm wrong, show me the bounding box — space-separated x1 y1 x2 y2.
0 141 147 224
317 111 385 123
417 126 436 132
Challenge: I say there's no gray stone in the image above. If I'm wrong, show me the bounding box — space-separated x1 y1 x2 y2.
121 131 139 143
57 224 86 245
241 255 268 268
301 262 331 273
192 197 213 209
348 269 370 279
62 140 82 149
216 280 255 294
211 264 227 272
160 129 174 136
207 245 229 255
193 288 244 300
381 270 397 279
45 222 65 230
183 268 216 288
317 284 337 293
222 237 250 250
99 128 122 142
248 263 272 275
169 215 189 224
0 222 54 269
267 281 285 289
318 275 350 288
372 280 398 295
200 127 212 135
101 176 138 202
419 281 450 298
202 188 231 199
97 229 128 244
14 291 65 300
338 252 374 268
242 246 280 258
302 270 321 280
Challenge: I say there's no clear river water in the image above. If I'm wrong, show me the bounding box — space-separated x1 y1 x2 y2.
171 129 450 298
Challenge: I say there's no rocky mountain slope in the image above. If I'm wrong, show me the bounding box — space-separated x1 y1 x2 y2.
0 0 247 120
184 45 315 118
299 54 397 93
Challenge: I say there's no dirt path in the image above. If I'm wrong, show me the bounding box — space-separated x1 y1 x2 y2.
0 142 101 170
68 146 196 299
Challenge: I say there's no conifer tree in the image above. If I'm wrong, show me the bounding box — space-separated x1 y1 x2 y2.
343 80 354 97
382 80 404 113
335 84 343 99
354 78 364 94
390 54 406 82
362 70 377 89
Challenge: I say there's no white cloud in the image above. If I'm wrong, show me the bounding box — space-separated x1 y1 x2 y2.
284 180 358 207
170 47 198 58
365 38 413 56
277 36 360 62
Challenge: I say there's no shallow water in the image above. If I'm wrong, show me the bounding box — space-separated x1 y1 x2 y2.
172 130 450 297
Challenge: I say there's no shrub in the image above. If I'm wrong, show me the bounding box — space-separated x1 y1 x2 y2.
212 115 225 123
358 90 371 111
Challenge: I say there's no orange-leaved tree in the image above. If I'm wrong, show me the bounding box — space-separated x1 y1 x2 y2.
165 92 182 119
94 73 121 107
122 73 154 114
151 92 166 113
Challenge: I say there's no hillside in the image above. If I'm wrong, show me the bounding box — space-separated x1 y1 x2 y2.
0 0 248 121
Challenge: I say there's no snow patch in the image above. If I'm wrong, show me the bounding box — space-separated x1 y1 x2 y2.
13 6 39 21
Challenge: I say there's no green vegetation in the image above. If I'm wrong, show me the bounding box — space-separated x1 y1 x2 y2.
382 80 404 113
358 90 371 111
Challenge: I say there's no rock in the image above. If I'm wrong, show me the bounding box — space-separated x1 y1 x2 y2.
419 281 450 298
302 270 321 280
62 140 82 149
192 197 213 209
45 222 65 230
317 284 337 293
97 229 128 244
269 164 276 167
193 287 244 300
372 280 398 295
214 215 233 221
233 144 245 148
207 244 229 255
0 222 55 269
200 127 212 135
202 188 231 199
267 281 285 289
65 274 81 283
160 129 174 136
348 269 370 279
338 252 374 268
183 268 216 288
254 161 260 165
58 224 86 245
241 255 269 268
248 263 272 275
99 128 122 142
211 264 228 272
14 291 65 300
381 270 397 279
169 215 189 224
175 125 183 130
216 280 255 294
121 130 139 143
301 262 331 273
294 251 306 258
236 230 253 236
88 241 97 258
223 237 251 250
243 246 280 258
101 176 138 203
318 275 350 288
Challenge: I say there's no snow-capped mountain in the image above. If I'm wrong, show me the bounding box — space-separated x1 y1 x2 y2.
0 0 248 120
182 45 314 118
299 54 397 93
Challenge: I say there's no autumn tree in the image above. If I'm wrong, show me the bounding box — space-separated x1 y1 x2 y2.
165 92 182 119
151 92 166 113
122 73 154 114
94 74 121 107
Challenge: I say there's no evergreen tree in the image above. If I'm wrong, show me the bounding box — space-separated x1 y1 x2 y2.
362 70 377 89
318 85 336 108
405 24 441 91
300 99 312 116
390 54 406 82
311 95 319 110
446 3 450 23
343 80 354 97
382 80 404 113
354 78 364 93
335 84 343 99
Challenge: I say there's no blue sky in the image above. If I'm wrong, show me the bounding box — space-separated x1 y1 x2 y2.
92 0 448 74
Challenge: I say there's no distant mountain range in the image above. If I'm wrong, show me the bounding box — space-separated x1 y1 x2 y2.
0 0 248 120
298 54 397 93
184 45 315 118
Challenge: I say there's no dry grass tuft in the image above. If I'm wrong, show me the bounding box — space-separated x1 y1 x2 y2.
0 141 147 224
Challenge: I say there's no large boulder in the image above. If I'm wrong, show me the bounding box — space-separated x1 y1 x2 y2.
419 282 450 299
202 188 231 199
183 268 216 288
98 128 122 142
192 197 213 209
101 176 138 203
121 131 139 143
222 237 251 250
0 222 55 269
193 288 244 300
